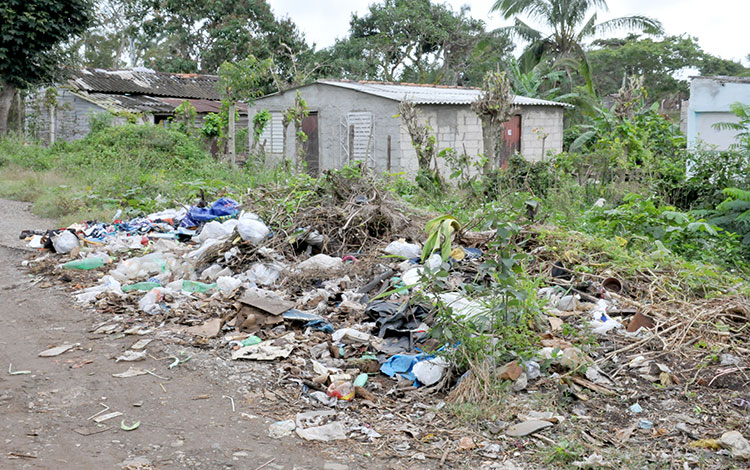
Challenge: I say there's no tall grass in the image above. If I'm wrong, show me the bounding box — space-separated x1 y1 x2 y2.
0 125 286 223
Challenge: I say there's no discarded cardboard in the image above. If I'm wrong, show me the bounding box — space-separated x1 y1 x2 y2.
185 318 222 338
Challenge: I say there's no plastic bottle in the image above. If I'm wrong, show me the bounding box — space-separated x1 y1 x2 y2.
62 258 104 270
122 281 161 292
181 280 216 293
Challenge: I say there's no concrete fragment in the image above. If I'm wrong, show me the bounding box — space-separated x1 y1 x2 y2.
505 419 553 437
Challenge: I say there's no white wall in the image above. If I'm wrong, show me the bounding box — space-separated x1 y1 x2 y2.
688 77 750 150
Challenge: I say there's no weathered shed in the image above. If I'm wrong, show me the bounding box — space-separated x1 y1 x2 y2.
248 80 571 176
26 68 246 144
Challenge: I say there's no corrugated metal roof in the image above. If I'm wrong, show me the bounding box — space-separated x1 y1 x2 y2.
316 80 573 107
74 92 175 114
70 68 221 100
74 93 248 115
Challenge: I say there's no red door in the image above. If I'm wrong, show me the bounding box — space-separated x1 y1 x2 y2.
301 113 319 175
499 115 521 168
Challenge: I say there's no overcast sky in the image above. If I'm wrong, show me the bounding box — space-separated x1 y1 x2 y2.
268 0 749 64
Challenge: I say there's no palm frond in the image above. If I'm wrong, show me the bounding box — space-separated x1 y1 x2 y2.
593 15 664 37
491 0 552 22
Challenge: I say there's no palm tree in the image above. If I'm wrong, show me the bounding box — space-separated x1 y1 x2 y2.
491 0 663 95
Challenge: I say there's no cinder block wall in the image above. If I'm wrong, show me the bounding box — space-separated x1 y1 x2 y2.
520 106 564 161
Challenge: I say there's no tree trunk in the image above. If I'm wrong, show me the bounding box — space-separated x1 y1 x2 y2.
0 80 17 137
228 102 236 166
481 117 497 175
49 105 56 145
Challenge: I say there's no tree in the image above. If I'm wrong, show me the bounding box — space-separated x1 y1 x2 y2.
133 0 312 91
217 55 271 165
472 71 518 172
0 0 92 135
589 34 749 102
322 0 495 85
491 0 663 94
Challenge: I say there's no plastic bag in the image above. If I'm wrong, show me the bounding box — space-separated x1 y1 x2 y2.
194 219 238 243
52 230 79 254
216 276 242 294
384 240 421 259
238 218 270 244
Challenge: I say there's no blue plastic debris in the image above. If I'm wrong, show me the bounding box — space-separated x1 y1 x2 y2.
305 319 334 334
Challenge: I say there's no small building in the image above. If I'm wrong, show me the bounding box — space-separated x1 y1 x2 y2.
686 76 750 150
26 68 246 144
248 80 571 176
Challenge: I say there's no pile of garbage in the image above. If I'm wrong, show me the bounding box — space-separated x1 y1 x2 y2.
20 190 750 466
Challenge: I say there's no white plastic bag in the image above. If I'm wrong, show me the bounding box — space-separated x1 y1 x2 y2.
52 231 79 254
217 276 242 294
384 240 421 259
237 215 269 244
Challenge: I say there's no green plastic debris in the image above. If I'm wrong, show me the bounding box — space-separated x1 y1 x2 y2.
181 280 216 293
62 258 104 270
353 373 368 387
241 336 262 347
122 282 161 292
120 419 140 431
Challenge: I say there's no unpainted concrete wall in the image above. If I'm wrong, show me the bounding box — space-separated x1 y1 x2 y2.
687 78 750 150
249 84 566 177
249 83 402 174
520 106 564 161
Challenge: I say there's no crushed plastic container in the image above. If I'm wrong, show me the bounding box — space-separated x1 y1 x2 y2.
326 380 354 401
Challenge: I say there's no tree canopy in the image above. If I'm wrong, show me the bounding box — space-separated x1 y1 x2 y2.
0 0 93 135
319 0 512 86
491 0 663 94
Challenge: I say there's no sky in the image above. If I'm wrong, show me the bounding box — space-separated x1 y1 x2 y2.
268 0 749 64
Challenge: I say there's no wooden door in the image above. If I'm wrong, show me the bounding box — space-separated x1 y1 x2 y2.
499 114 521 168
301 113 319 175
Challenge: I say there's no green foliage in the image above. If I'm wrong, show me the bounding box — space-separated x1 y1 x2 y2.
0 124 273 220
422 215 461 261
319 0 500 85
588 34 748 102
427 217 544 371
491 0 663 95
88 112 115 135
711 102 750 154
707 187 750 254
169 100 198 135
0 0 92 88
217 55 271 104
585 194 742 266
252 110 271 142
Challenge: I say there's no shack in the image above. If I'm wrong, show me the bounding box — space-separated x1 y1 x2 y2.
248 80 571 176
26 68 246 144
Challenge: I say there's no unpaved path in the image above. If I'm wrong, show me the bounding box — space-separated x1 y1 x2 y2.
0 200 352 470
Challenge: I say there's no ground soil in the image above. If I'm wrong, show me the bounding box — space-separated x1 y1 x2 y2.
0 200 360 470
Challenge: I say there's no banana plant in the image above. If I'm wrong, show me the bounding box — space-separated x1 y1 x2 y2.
422 215 461 262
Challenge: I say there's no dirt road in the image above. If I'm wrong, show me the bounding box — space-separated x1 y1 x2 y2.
0 200 355 470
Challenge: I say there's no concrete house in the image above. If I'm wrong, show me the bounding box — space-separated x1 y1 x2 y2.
27 68 246 144
686 76 750 150
248 80 571 176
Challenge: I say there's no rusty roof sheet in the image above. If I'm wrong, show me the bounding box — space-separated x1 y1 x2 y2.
316 80 573 107
69 68 221 100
